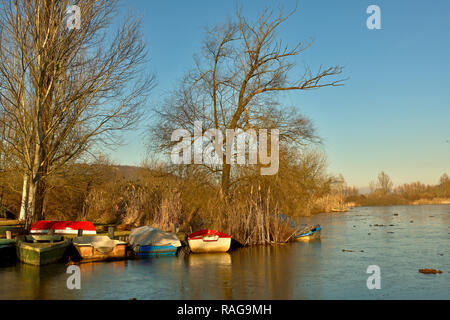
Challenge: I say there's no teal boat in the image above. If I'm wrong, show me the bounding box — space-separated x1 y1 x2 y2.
0 239 16 266
16 235 71 266
135 244 178 257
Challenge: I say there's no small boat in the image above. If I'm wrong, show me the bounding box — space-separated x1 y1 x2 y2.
16 235 71 266
72 236 127 262
0 239 16 266
188 230 232 253
30 221 97 235
129 226 182 257
295 224 321 241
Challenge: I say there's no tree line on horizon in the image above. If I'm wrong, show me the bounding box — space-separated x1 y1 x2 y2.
343 171 450 206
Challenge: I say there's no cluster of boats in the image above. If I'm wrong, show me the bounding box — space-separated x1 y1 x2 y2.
0 221 238 266
0 220 321 267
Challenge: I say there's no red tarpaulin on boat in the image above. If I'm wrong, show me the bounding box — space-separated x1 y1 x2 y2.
30 221 97 235
188 229 231 240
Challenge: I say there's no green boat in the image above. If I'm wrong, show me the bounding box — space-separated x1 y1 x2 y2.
0 239 16 266
16 235 71 266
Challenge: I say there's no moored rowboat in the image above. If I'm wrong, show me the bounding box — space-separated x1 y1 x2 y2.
137 244 178 256
30 221 97 235
0 239 16 266
294 224 321 241
129 226 182 257
16 235 71 266
72 236 127 262
188 230 231 253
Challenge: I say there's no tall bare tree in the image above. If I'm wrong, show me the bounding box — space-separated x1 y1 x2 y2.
376 171 393 195
150 6 344 195
0 0 153 227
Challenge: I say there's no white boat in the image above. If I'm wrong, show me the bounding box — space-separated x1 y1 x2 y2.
187 229 232 253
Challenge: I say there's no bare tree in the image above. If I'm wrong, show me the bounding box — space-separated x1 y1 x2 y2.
376 171 393 195
0 0 153 228
439 173 449 197
439 173 449 185
150 5 344 195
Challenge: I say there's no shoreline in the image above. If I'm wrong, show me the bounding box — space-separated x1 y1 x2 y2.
346 198 450 209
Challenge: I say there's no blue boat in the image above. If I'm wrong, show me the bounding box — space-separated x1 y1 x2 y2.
135 244 178 257
0 239 16 266
129 226 182 257
295 224 321 241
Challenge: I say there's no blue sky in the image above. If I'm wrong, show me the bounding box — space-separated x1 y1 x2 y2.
107 0 450 188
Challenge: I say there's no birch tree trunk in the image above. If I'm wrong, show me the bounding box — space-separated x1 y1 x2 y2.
25 177 36 230
19 174 29 221
25 139 43 229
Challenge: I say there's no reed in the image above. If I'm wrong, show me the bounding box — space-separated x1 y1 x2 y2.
189 187 295 245
312 194 349 213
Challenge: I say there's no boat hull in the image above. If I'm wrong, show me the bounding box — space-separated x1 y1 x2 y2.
30 221 97 235
188 237 231 253
74 243 127 262
16 237 71 266
136 244 178 257
0 240 16 266
295 229 321 241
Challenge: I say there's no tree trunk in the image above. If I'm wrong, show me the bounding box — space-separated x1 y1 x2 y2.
19 174 29 221
34 179 46 222
25 178 36 230
25 141 45 229
24 179 45 228
221 161 231 196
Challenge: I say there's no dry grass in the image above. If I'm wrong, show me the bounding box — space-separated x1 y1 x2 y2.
312 194 349 213
198 188 295 245
411 198 450 205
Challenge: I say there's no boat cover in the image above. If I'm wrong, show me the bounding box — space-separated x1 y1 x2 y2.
73 236 125 253
30 221 97 234
128 226 181 249
296 224 321 236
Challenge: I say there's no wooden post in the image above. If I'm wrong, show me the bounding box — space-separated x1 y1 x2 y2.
6 230 12 240
108 226 115 239
49 229 55 243
77 229 83 237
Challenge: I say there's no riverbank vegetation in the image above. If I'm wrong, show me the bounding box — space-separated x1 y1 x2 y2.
344 172 450 207
0 148 348 245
